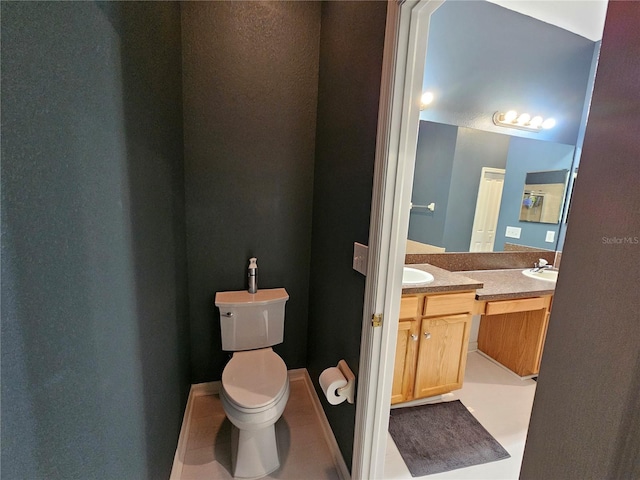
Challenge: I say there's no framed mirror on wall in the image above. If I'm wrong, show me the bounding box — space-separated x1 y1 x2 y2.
405 0 601 254
519 169 570 224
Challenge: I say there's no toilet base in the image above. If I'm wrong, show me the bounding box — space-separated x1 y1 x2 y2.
231 423 280 479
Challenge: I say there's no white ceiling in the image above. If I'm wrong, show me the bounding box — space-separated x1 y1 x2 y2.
487 0 608 41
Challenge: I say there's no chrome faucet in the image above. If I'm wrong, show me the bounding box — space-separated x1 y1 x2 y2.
532 258 553 272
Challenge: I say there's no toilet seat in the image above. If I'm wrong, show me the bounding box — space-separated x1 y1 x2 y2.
222 348 288 412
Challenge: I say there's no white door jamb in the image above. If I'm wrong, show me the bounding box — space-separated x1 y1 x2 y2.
351 1 442 479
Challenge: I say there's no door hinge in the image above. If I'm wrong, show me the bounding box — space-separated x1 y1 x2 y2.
372 313 383 328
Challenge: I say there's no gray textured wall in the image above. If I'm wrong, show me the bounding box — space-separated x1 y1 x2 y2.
1 2 189 478
181 1 321 382
307 1 387 470
520 2 640 478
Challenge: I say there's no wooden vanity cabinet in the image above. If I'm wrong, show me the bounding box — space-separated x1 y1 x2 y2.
477 295 552 377
391 296 420 404
391 291 474 405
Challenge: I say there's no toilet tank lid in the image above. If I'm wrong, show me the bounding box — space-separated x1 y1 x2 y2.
215 288 289 307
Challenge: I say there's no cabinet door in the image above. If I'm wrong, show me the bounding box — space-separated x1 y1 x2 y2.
414 314 472 398
391 320 419 404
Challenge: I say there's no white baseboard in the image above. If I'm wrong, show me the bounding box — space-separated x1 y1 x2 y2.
170 369 350 480
300 369 351 480
191 380 220 396
468 340 478 352
169 386 195 479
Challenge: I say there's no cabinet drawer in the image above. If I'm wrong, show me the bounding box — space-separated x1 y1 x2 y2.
400 296 420 319
423 291 475 317
485 296 549 315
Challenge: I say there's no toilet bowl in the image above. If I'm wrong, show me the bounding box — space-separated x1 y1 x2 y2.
220 347 289 479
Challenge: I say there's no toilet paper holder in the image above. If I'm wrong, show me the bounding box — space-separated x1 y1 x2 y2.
336 360 355 404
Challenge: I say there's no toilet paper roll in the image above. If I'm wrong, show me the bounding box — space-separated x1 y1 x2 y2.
319 367 348 405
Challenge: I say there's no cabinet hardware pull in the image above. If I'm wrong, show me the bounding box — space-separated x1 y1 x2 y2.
424 332 431 339
411 334 418 341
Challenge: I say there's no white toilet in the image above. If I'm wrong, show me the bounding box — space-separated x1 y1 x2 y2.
214 288 290 479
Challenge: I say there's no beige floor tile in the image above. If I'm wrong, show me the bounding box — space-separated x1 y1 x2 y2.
178 376 340 480
191 393 225 419
180 457 233 480
268 455 341 480
186 411 231 451
383 351 537 479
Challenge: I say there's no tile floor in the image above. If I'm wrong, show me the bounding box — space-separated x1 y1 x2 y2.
384 351 537 479
176 352 535 480
176 377 341 480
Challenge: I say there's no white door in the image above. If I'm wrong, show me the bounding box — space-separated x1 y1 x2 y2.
469 167 505 252
351 1 444 478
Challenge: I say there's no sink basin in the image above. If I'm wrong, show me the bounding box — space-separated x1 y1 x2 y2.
522 268 559 283
403 267 435 285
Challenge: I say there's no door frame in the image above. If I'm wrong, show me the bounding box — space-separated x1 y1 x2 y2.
352 1 443 478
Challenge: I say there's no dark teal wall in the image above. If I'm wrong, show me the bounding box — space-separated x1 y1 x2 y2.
181 1 321 382
181 2 388 468
2 2 390 476
1 2 189 479
307 1 387 470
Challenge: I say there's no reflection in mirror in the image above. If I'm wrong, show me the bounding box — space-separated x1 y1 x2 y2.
408 124 576 253
406 0 601 253
519 170 569 224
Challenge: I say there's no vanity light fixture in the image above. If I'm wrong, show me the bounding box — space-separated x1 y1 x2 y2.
493 110 556 132
420 91 434 110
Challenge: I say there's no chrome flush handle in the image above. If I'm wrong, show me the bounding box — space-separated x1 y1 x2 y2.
223 312 234 317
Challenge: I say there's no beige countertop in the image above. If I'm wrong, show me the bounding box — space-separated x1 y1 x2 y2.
461 268 556 301
401 263 483 294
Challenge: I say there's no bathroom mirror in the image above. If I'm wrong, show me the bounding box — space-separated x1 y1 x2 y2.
519 170 569 224
406 0 599 253
408 123 576 253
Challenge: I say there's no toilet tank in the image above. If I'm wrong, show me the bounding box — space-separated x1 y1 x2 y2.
215 288 289 351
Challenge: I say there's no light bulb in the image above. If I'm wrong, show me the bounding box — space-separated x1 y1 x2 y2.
504 110 518 122
542 118 556 129
529 116 544 128
517 113 531 125
420 91 434 107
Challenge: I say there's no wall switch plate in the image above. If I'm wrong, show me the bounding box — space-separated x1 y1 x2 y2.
545 231 556 243
353 242 368 276
505 226 521 239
